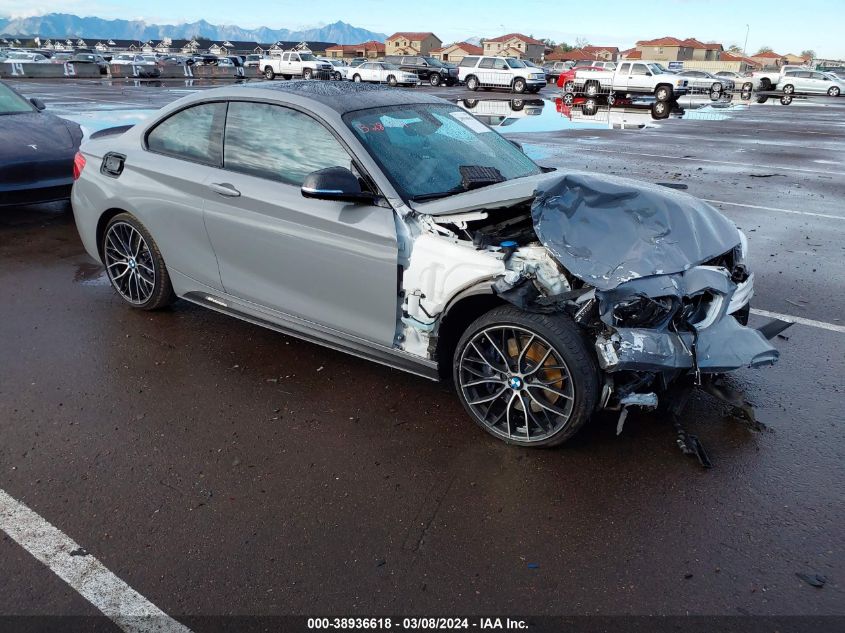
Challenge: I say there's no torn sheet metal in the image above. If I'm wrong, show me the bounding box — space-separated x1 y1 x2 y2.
531 173 740 291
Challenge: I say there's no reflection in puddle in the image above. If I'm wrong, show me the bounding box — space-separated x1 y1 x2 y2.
454 93 744 134
74 261 108 285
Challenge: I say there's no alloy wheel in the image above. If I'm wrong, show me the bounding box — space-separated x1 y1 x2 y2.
104 221 156 305
458 325 576 443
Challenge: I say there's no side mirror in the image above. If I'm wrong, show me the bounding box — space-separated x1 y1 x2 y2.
645 71 653 76
30 98 46 111
301 167 373 203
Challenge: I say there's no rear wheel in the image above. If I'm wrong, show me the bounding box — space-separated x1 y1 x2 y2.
387 74 397 86
453 307 599 448
429 73 441 86
102 213 175 311
466 75 479 91
710 81 723 93
742 81 753 92
353 74 362 83
263 66 275 80
513 77 527 94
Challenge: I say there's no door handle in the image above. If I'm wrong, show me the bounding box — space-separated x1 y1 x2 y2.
209 182 241 197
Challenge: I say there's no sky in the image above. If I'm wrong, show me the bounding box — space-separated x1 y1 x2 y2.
1 0 843 59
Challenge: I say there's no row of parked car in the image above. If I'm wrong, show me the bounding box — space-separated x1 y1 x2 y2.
0 48 249 74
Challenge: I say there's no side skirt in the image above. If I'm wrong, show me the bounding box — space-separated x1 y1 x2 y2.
182 291 440 382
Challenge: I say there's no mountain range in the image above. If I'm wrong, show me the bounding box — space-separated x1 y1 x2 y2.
0 13 387 44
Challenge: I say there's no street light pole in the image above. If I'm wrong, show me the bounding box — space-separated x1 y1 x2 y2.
743 24 750 57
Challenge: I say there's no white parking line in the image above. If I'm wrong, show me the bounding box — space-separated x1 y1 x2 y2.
751 308 845 334
0 488 191 633
702 199 844 221
584 147 845 177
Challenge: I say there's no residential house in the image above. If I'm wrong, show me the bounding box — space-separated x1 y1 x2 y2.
749 50 785 68
385 32 442 56
619 47 642 60
430 41 483 63
581 45 619 61
634 37 721 61
717 52 760 72
325 40 385 60
268 40 335 55
482 33 546 62
782 53 812 65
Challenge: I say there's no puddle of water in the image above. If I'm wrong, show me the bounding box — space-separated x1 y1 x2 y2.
57 109 156 138
74 261 108 285
454 93 742 134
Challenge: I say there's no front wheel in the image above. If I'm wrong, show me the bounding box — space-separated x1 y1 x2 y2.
303 68 313 80
353 74 362 83
710 81 723 93
828 86 840 97
263 66 275 80
563 80 575 94
655 85 671 101
102 213 176 310
429 73 441 86
453 307 599 447
387 74 397 86
513 77 526 94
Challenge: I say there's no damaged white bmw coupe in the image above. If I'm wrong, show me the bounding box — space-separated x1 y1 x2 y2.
72 82 784 447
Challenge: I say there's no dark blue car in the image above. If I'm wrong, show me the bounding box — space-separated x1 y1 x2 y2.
0 81 83 207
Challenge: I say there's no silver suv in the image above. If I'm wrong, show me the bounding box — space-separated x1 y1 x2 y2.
458 56 546 93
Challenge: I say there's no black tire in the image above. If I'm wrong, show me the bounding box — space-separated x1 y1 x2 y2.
760 78 772 91
711 81 723 93
742 81 753 92
303 68 313 80
429 73 441 86
513 77 527 94
655 85 671 102
387 74 397 86
333 71 341 81
828 86 840 97
709 90 721 101
102 213 175 311
780 95 794 105
463 99 478 109
511 99 525 111
453 306 599 448
606 92 616 106
563 80 575 94
585 81 599 97
651 100 670 119
466 75 479 91
263 66 275 80
353 74 362 83
582 99 598 116
783 83 794 95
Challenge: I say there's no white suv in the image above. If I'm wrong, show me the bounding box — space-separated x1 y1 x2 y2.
458 56 546 94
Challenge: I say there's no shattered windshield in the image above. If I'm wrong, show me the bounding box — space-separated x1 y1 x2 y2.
0 83 34 115
344 104 542 202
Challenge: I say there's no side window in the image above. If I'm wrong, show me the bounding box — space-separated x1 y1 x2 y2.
223 102 352 186
146 102 225 165
619 63 630 73
478 58 494 69
460 56 478 68
494 59 508 70
631 64 648 75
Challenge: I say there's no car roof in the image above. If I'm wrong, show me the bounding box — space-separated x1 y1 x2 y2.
206 80 447 115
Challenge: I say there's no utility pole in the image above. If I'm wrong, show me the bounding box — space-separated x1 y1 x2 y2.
743 24 750 56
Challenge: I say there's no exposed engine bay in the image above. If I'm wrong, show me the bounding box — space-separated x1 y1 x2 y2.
396 172 785 418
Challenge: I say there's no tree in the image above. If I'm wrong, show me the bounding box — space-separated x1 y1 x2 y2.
801 49 816 59
541 38 556 48
574 37 590 49
755 46 773 54
727 44 743 53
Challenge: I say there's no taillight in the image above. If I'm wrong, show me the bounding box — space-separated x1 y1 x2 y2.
73 151 86 180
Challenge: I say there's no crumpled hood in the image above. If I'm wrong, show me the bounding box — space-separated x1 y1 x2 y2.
531 173 741 291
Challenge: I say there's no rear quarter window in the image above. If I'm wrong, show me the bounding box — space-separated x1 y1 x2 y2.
460 56 479 68
146 102 225 166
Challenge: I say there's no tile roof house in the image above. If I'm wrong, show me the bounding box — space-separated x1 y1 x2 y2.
430 41 483 63
581 46 620 61
620 47 642 59
386 32 442 56
546 48 595 62
482 33 546 62
635 36 722 61
325 40 385 59
749 50 786 67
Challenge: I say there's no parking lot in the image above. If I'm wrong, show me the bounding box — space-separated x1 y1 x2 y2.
1 78 843 630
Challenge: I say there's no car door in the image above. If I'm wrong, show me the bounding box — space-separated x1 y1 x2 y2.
492 58 511 86
201 100 399 346
628 63 653 92
615 62 630 91
137 101 227 291
809 71 830 93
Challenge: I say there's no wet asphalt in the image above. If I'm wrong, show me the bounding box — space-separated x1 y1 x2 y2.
0 78 843 628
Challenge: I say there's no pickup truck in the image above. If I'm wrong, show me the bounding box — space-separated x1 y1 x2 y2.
564 61 688 101
749 65 809 91
261 51 333 80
